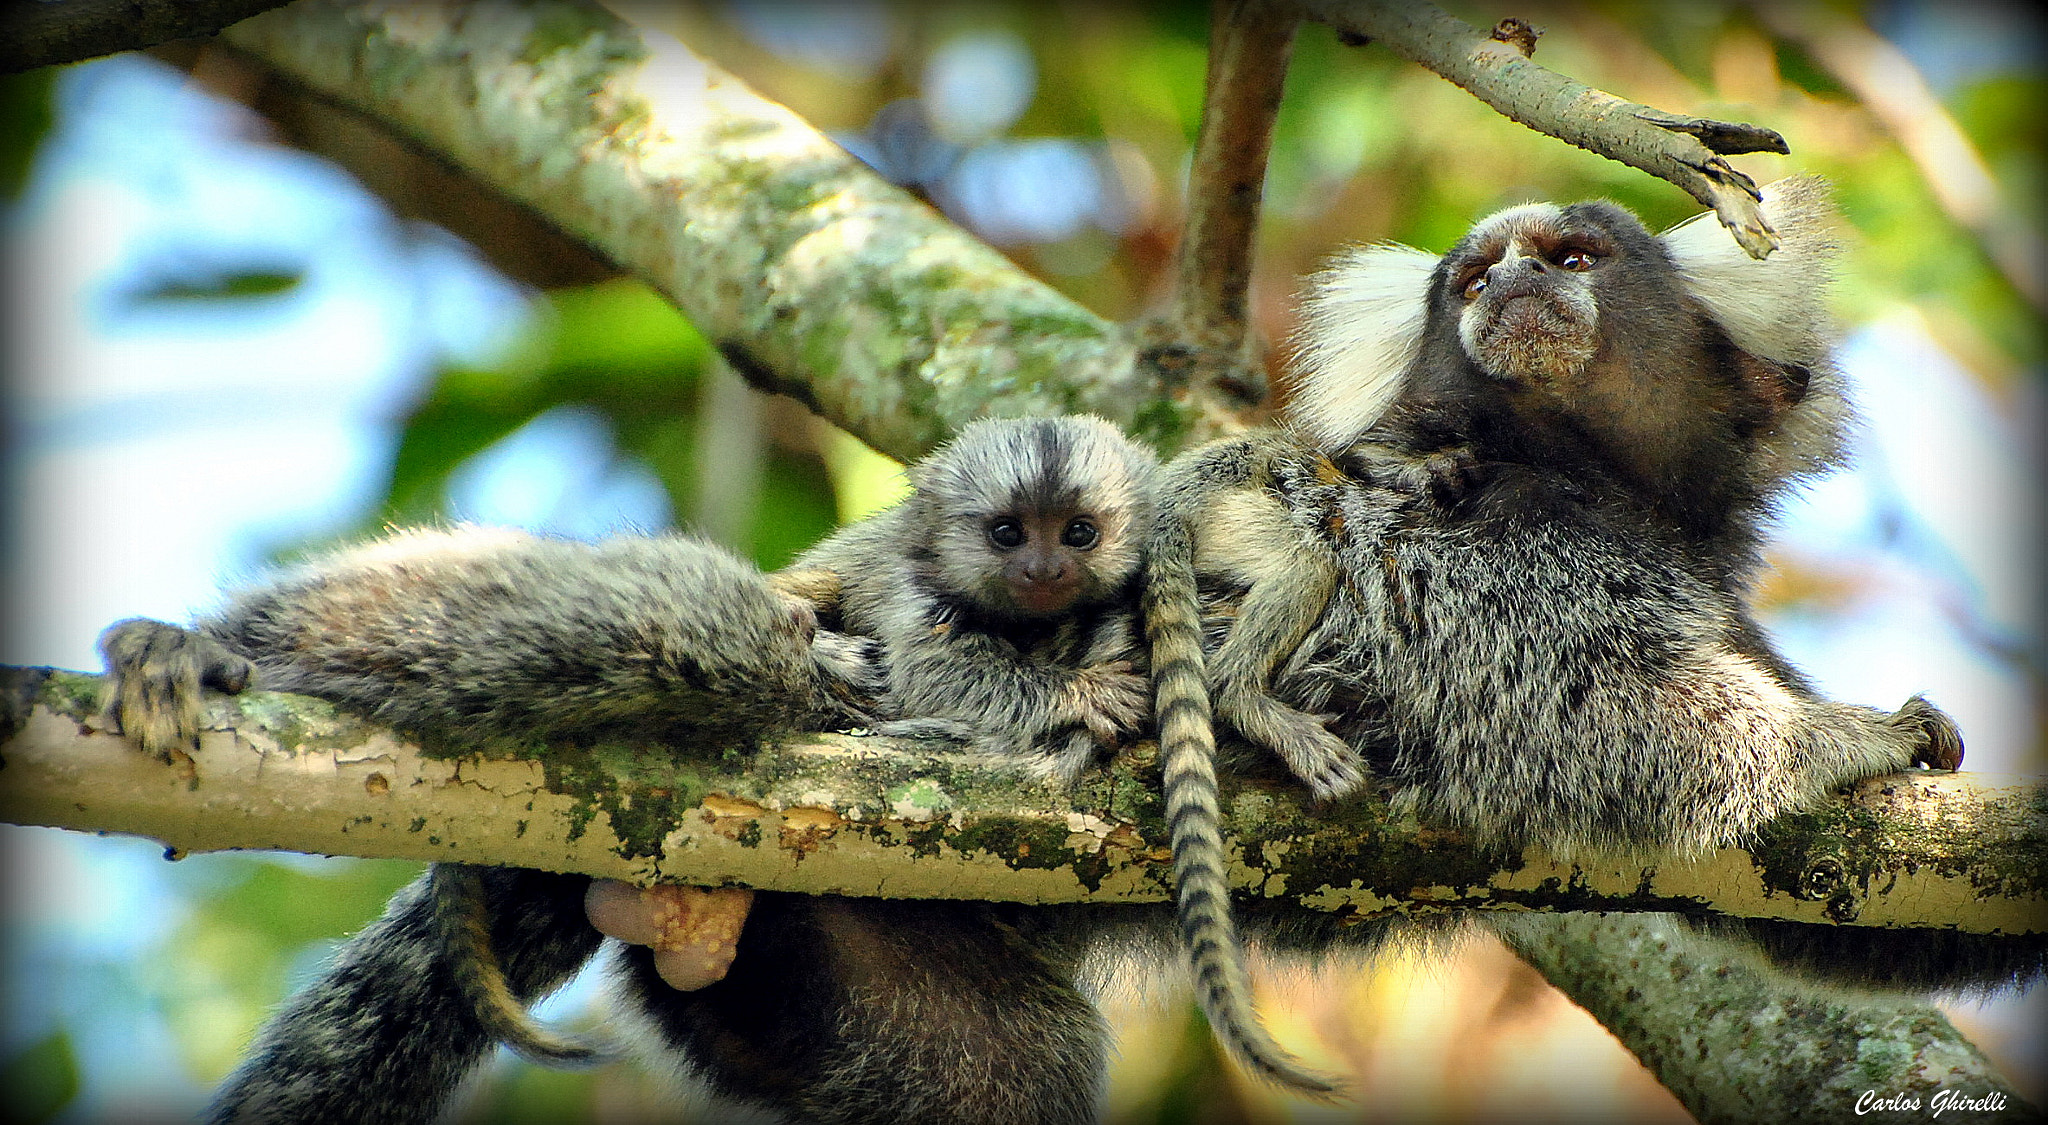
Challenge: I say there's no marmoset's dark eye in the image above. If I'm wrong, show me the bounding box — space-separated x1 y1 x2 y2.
1060 520 1098 550
1462 273 1488 299
987 520 1026 549
1558 249 1598 271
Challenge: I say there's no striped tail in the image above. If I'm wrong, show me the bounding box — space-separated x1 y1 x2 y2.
433 863 613 1068
1143 519 1342 1098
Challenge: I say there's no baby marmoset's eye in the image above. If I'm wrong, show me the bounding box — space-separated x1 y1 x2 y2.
987 519 1026 549
1061 519 1099 550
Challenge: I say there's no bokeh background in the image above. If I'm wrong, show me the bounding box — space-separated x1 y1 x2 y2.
2 2 2040 1122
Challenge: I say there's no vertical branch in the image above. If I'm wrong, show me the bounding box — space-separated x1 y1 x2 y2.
1141 0 1300 426
689 362 768 551
1175 0 1299 362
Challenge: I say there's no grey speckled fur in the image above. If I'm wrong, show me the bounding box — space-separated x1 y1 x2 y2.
99 417 1163 1125
1143 180 2030 1100
100 530 885 1122
618 414 1158 1124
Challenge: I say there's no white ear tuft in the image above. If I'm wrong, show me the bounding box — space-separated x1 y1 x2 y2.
1285 243 1438 454
1660 176 1840 367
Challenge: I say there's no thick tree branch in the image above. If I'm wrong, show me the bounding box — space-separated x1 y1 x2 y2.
6 669 2042 937
210 0 1173 461
9 668 2040 1111
0 0 291 75
1296 0 1792 257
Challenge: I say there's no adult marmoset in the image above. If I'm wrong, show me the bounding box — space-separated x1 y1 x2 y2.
1145 178 2032 1094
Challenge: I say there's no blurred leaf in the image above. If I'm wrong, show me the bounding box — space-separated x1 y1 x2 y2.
748 449 841 570
158 858 425 1081
126 268 303 303
374 280 717 529
454 1060 605 1124
1951 74 2046 209
380 390 548 524
544 280 713 377
1142 1003 1253 1125
0 69 55 199
1769 35 1851 101
1617 0 1737 87
0 1031 81 1124
194 858 424 948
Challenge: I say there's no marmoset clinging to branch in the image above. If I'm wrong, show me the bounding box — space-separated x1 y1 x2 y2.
101 529 888 1084
1144 178 2030 1094
99 415 1162 1125
599 414 1159 1125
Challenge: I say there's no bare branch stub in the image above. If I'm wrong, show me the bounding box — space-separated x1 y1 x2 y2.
1489 18 1540 57
1637 109 1790 156
1297 0 1786 258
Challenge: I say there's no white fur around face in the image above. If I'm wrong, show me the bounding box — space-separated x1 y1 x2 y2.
1286 179 1845 466
1659 176 1840 368
1286 243 1438 454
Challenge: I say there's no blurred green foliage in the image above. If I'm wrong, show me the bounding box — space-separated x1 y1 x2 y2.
0 69 56 199
159 859 427 1081
125 268 302 303
2 1031 80 1124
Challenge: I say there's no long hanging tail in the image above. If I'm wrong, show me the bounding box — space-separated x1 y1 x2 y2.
1143 517 1342 1098
433 863 614 1068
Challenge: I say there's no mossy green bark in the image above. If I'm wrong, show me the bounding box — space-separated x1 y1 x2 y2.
216 0 1193 461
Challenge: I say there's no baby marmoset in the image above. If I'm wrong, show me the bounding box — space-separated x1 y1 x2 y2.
607 413 1159 1125
99 415 1161 1125
790 413 1156 782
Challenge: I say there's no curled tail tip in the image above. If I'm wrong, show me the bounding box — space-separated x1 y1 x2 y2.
1245 1048 1347 1102
476 991 618 1070
498 1029 617 1070
1205 989 1349 1101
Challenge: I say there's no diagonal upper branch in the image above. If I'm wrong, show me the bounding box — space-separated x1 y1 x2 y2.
1295 0 1791 256
213 0 1173 461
